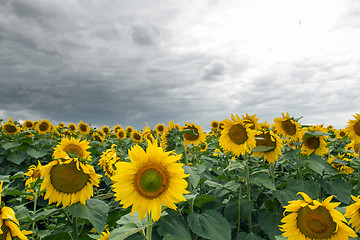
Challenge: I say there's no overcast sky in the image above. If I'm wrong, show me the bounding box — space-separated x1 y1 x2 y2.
1 0 360 131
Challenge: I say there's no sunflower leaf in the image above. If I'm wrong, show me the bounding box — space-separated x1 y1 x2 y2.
252 146 275 152
258 211 282 240
26 148 48 159
1 141 21 150
157 210 191 240
7 152 27 165
65 199 109 234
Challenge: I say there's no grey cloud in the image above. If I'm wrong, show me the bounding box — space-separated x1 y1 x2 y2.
201 59 232 80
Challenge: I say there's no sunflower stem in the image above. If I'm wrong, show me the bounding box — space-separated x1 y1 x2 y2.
296 147 303 181
181 141 194 214
146 215 153 240
245 154 253 233
32 187 38 232
72 217 80 240
357 145 360 191
237 181 242 232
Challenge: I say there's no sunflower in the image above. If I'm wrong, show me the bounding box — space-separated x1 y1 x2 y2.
160 120 181 151
219 114 256 156
279 192 357 240
77 121 90 135
199 142 208 152
327 153 354 175
98 144 120 178
155 123 166 135
346 139 360 157
274 112 302 142
113 124 122 133
335 128 348 139
2 121 20 135
210 120 220 131
345 113 360 141
181 122 206 146
1 181 32 240
98 229 110 240
345 195 360 232
53 137 92 161
111 140 189 222
40 158 101 207
57 122 65 128
92 132 104 144
242 113 259 130
130 130 143 143
126 126 133 133
35 119 53 135
23 119 34 129
68 123 77 132
24 161 43 196
301 125 329 156
101 126 111 134
252 130 283 164
142 123 155 142
115 128 126 140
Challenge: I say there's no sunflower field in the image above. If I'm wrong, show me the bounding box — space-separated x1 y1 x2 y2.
1 113 360 240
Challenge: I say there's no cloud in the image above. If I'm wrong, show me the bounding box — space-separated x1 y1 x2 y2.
201 59 232 80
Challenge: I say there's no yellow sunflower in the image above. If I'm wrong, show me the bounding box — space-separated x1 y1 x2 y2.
345 195 360 232
24 161 43 198
327 153 354 175
57 122 65 128
53 137 92 161
40 157 101 207
274 112 302 142
23 119 34 129
160 120 181 151
279 192 357 240
242 113 259 130
252 130 283 164
113 124 123 133
92 132 104 144
126 126 133 133
68 123 77 132
111 140 189 222
219 114 257 156
155 123 166 135
0 181 32 240
210 120 220 131
130 130 143 143
142 123 155 142
98 229 110 240
335 128 348 139
181 122 206 146
98 144 120 178
115 128 126 140
77 121 90 135
301 125 329 156
345 113 360 141
101 126 111 134
96 129 105 139
345 139 360 157
35 119 53 135
2 121 20 135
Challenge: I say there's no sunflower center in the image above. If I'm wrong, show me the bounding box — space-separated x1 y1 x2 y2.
63 144 84 158
281 119 296 136
304 137 320 149
0 220 11 240
80 124 87 132
228 124 248 145
50 160 89 193
183 126 199 141
32 170 41 179
354 121 360 137
255 132 276 151
69 125 76 131
212 122 219 129
4 124 16 133
157 126 164 132
118 132 125 138
297 205 336 239
26 122 33 128
134 164 168 199
39 122 49 131
133 133 141 141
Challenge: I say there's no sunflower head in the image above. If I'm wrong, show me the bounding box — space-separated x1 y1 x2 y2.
92 132 104 144
155 123 166 135
210 120 220 131
36 119 53 135
301 126 329 156
23 119 34 129
345 113 360 141
101 126 111 134
280 192 357 240
160 120 182 151
126 126 133 133
274 112 302 141
242 113 259 130
53 137 92 162
252 130 283 163
113 124 122 133
130 130 143 143
68 123 77 132
2 122 20 135
77 121 90 135
111 140 189 222
115 128 127 140
345 195 360 232
181 122 206 146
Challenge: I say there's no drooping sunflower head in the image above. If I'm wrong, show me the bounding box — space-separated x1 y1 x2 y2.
68 123 77 132
115 128 126 140
96 129 105 138
77 121 90 135
2 122 20 135
92 132 104 144
345 113 360 141
113 124 122 133
301 125 329 156
126 126 133 133
130 130 143 143
98 144 120 178
252 130 283 164
210 120 220 131
111 140 189 222
57 122 65 128
280 192 357 240
40 158 101 207
160 120 181 151
219 114 257 156
335 129 348 139
327 153 354 175
24 161 42 180
53 137 92 161
242 113 259 130
181 122 206 146
101 126 111 134
155 123 166 135
36 119 53 135
274 112 302 141
345 195 360 232
345 139 360 157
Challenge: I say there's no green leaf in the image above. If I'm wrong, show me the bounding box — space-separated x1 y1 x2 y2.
183 165 200 188
157 211 191 240
109 223 149 240
7 152 27 165
236 232 265 240
26 148 48 158
65 199 109 234
273 190 298 206
250 173 276 190
252 146 275 152
304 131 331 137
187 210 231 240
286 179 320 199
320 179 351 204
43 232 72 240
194 195 215 208
258 211 282 240
305 156 325 175
224 198 253 221
2 141 21 150
163 234 183 240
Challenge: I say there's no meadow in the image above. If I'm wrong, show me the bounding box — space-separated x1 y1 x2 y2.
1 113 360 240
